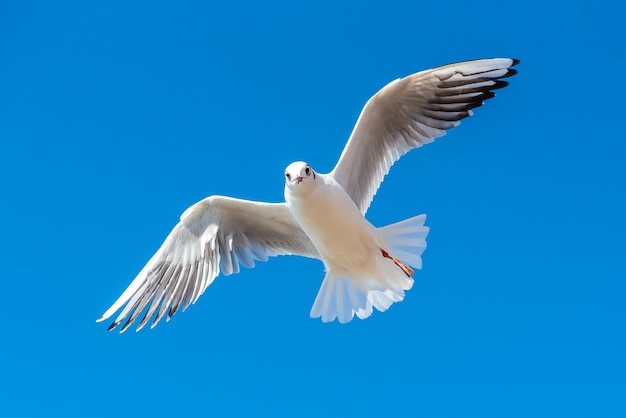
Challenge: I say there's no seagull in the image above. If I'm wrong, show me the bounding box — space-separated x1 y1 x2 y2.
98 58 519 332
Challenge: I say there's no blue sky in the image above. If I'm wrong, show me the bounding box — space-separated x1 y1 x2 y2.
1 0 624 416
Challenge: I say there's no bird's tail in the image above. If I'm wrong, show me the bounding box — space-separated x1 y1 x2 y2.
310 214 429 323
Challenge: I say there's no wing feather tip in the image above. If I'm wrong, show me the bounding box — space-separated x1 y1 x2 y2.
119 320 134 333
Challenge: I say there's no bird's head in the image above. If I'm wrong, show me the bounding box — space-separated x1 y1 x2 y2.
284 161 316 191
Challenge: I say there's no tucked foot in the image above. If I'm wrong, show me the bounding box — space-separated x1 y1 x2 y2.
381 249 414 278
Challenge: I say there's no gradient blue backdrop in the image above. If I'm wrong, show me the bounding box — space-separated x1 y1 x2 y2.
1 1 624 416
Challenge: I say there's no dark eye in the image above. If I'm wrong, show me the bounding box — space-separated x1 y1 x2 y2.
305 166 311 175
285 172 291 180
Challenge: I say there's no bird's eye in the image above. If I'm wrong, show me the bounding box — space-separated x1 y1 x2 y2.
285 172 291 180
305 166 311 175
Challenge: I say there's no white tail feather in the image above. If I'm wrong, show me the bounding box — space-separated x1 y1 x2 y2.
379 214 428 268
310 214 429 323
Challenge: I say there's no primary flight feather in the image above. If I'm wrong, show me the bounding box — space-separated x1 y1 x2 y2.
98 58 519 332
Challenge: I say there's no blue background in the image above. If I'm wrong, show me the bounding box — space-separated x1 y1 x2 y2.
1 1 624 416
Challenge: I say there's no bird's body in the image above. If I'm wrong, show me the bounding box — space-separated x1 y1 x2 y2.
98 58 519 332
284 166 380 276
283 163 419 322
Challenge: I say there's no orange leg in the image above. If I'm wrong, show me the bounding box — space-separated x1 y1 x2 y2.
381 249 414 278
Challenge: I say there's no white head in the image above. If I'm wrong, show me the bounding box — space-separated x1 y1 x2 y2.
284 161 317 193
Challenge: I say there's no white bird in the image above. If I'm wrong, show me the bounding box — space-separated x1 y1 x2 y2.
98 58 519 332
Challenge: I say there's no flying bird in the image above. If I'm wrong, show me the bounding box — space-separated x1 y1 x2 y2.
98 58 519 332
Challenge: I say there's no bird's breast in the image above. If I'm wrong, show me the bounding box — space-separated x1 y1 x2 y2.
286 179 381 273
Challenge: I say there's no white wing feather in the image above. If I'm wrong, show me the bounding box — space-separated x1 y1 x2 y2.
97 196 319 332
330 58 519 214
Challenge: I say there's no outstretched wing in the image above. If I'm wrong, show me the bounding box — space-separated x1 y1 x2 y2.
330 58 519 214
97 196 319 332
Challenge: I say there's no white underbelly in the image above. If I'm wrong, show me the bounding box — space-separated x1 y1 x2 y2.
288 186 381 274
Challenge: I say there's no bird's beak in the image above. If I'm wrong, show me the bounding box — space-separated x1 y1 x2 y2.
294 176 304 184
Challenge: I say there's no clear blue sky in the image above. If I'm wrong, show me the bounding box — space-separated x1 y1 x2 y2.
1 1 624 416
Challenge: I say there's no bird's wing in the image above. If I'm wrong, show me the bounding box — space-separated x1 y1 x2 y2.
330 58 519 214
97 196 319 332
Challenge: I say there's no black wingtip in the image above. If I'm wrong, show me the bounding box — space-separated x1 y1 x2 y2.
481 91 496 101
119 317 135 333
107 321 119 332
504 67 518 78
491 80 510 90
511 58 521 66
